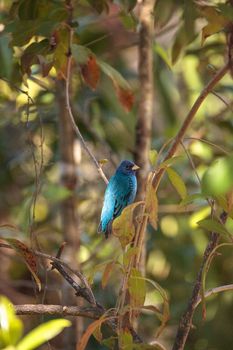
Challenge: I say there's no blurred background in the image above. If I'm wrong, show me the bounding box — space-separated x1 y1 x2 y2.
0 0 233 349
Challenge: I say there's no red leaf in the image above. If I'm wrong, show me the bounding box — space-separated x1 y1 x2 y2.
81 55 100 90
115 86 134 112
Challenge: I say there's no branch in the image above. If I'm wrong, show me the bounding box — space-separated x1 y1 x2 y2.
14 304 101 319
65 28 108 185
152 62 229 190
1 243 142 343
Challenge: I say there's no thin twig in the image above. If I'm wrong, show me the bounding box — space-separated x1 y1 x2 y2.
184 137 230 155
195 284 233 308
65 28 108 185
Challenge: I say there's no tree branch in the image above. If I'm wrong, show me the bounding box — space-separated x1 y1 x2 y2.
14 304 101 319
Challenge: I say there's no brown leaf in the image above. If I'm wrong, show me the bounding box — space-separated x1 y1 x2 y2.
81 55 100 90
4 237 41 291
78 316 114 350
115 85 134 112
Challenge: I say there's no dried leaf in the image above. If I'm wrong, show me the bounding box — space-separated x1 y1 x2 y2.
78 316 113 350
80 55 100 90
1 237 41 291
115 85 134 112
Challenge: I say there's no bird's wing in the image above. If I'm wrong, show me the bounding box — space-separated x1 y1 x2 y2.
113 190 132 218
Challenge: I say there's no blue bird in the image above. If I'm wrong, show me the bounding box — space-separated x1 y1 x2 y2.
98 160 139 238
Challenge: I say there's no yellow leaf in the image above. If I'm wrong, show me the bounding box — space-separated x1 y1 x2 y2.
128 268 146 308
166 167 187 200
112 201 142 248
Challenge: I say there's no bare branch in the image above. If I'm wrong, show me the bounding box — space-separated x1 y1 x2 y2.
14 304 101 319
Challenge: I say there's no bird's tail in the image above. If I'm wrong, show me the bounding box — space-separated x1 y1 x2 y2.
97 220 112 239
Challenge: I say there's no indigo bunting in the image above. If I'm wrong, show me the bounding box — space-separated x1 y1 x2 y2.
98 160 139 238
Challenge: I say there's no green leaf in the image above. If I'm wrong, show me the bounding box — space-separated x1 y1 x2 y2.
149 149 158 167
72 44 91 64
119 330 133 350
98 59 130 90
0 296 23 347
154 43 172 69
16 319 71 350
167 167 187 200
128 268 146 308
18 0 39 20
197 218 231 237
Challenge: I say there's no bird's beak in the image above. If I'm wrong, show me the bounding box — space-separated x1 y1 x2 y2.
132 164 140 171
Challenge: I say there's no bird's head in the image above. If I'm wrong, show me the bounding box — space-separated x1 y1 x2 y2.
116 160 140 175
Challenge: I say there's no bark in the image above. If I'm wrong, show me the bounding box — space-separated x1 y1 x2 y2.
134 0 156 273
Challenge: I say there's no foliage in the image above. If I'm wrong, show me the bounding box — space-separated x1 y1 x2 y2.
0 0 233 350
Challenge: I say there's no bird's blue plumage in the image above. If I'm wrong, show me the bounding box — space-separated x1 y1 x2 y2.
98 160 138 238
